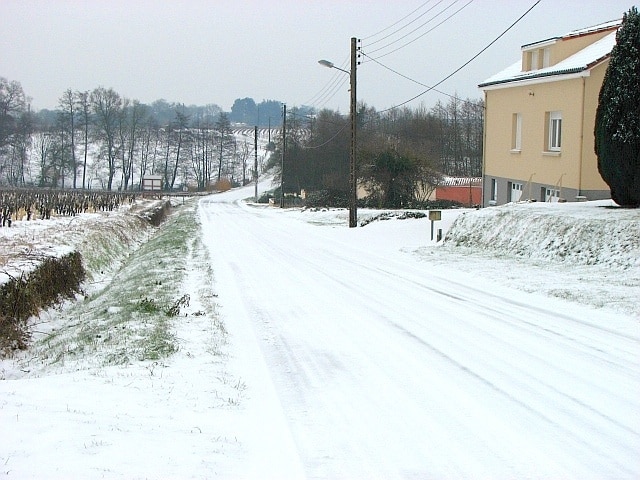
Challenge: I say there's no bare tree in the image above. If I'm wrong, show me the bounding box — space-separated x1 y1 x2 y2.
190 114 211 190
116 98 147 190
214 112 233 182
33 131 53 186
4 110 34 186
169 107 189 190
58 89 78 187
238 139 251 186
0 78 29 184
431 96 484 177
91 87 122 190
75 91 91 189
138 117 160 188
0 77 27 149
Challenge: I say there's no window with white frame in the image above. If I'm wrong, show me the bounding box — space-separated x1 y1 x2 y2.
529 49 539 70
547 111 562 151
542 47 551 68
512 113 522 151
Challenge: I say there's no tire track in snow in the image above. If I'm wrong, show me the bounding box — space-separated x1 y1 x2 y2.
198 196 640 479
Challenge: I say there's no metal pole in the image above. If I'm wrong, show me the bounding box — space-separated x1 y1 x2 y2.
349 37 358 228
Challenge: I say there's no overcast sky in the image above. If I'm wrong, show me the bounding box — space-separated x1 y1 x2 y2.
1 0 634 113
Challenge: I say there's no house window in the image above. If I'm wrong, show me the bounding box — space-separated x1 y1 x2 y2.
490 178 498 203
546 111 562 151
526 47 549 71
511 113 522 151
529 50 539 70
542 48 551 68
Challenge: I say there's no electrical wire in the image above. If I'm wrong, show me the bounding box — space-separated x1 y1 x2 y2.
312 76 349 110
303 1 455 111
372 0 542 115
361 51 481 106
365 0 446 47
303 58 350 110
364 0 474 59
301 123 350 150
301 0 463 116
303 59 346 105
280 109 349 150
361 0 435 41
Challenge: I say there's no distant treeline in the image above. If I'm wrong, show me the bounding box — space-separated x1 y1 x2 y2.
1 76 482 202
1 78 288 191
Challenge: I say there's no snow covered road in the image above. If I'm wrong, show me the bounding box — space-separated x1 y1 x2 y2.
199 193 640 479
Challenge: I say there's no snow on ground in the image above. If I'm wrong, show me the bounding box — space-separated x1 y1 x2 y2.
1 184 639 479
0 199 165 285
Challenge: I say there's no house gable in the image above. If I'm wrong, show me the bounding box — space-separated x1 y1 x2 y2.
480 20 620 90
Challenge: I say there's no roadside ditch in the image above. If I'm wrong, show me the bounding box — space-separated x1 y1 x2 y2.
0 200 174 356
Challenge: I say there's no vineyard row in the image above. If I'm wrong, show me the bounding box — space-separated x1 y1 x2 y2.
0 188 137 227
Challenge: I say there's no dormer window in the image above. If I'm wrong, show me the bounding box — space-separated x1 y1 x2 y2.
542 47 550 68
529 49 539 70
526 47 551 71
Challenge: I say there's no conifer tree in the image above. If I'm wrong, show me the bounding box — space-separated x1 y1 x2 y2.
595 7 640 207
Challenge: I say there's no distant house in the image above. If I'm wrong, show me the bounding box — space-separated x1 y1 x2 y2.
478 20 620 206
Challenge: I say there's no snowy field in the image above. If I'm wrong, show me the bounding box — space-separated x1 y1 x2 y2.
1 183 639 479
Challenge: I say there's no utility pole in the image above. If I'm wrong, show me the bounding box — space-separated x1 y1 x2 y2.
280 104 286 208
254 125 258 202
317 37 359 226
349 36 358 228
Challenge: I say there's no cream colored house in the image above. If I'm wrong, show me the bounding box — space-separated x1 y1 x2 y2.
478 20 620 206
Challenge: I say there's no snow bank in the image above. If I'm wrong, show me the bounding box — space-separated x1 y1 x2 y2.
444 200 640 270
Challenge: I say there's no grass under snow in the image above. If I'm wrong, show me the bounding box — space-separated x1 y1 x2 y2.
15 199 228 377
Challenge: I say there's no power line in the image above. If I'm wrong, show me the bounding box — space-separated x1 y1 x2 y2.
373 0 542 115
302 123 350 150
301 1 466 113
303 1 461 111
278 109 348 150
306 74 346 109
361 51 482 106
362 0 435 41
303 58 350 110
303 59 345 105
364 0 474 59
304 0 459 108
365 0 446 47
312 76 350 110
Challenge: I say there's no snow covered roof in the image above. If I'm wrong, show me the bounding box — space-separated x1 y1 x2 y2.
565 19 622 38
479 20 620 90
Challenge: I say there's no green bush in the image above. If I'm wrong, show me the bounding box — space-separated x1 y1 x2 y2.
0 252 85 354
304 189 349 208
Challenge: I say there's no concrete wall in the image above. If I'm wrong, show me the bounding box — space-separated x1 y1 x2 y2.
482 175 610 206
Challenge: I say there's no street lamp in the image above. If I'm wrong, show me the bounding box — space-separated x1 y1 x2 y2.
318 37 358 228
